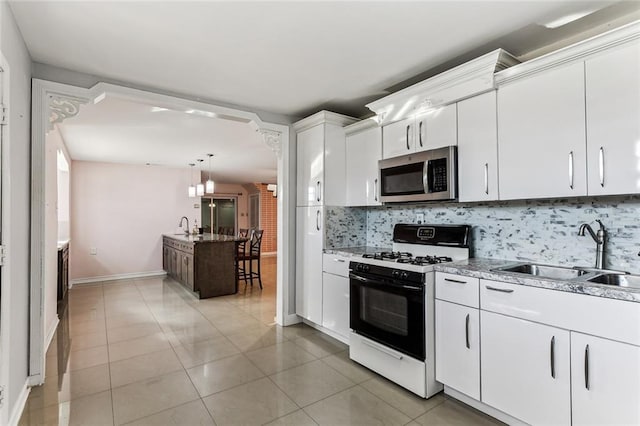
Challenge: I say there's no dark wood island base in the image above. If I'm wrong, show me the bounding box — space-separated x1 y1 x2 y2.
163 234 243 298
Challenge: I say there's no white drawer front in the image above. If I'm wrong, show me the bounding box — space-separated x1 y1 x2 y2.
322 254 350 277
480 279 640 346
435 272 480 308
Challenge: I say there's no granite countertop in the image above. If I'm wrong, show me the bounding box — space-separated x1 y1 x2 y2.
163 233 246 243
434 258 640 303
323 246 392 257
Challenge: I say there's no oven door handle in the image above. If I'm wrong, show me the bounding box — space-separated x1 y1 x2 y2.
350 273 423 292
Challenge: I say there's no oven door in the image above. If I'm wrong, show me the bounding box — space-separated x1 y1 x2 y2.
350 272 425 360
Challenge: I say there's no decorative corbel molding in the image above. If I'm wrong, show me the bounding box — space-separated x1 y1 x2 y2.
48 94 89 131
258 129 283 158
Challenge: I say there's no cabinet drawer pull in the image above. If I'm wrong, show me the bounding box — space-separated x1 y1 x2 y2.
485 285 514 293
362 339 403 360
599 147 605 187
484 163 489 195
584 344 590 390
316 210 321 231
444 277 467 284
419 121 423 147
550 336 556 379
406 125 411 150
569 151 574 190
465 314 470 349
333 258 346 263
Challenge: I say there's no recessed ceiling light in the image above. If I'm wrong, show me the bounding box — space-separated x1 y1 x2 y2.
151 107 169 112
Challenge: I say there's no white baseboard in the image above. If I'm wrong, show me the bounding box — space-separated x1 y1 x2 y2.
282 313 302 326
444 386 526 426
70 270 167 287
8 380 30 426
44 317 59 352
302 319 349 345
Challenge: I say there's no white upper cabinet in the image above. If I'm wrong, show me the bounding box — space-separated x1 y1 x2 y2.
295 111 358 207
346 122 382 206
416 103 457 152
296 125 324 207
497 62 587 200
570 332 640 426
382 117 414 159
585 40 640 196
458 91 498 202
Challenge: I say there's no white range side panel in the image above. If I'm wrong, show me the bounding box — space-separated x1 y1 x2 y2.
481 310 571 426
382 117 414 159
585 40 640 196
322 272 350 340
498 62 587 200
323 123 347 206
570 332 640 426
346 126 382 206
457 91 499 202
420 103 457 152
296 125 324 207
295 206 323 325
435 300 480 400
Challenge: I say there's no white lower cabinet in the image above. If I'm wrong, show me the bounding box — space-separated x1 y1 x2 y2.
435 300 480 400
295 206 323 324
570 332 640 426
322 272 350 340
480 310 571 425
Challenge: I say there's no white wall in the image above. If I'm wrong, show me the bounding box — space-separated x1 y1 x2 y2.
0 1 33 423
70 161 198 281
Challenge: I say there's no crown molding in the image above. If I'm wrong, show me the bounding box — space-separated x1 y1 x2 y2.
344 117 379 136
293 110 358 132
496 20 640 86
366 48 519 126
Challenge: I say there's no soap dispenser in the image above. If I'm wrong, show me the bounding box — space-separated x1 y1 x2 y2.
192 219 199 235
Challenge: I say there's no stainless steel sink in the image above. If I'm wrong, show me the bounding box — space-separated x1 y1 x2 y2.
587 274 640 289
492 263 588 280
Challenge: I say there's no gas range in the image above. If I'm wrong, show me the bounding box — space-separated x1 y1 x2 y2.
359 251 455 273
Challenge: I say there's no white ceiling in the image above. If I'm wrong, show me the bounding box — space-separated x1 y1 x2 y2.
10 1 638 118
57 96 277 184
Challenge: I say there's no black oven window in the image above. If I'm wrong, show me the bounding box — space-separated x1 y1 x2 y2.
360 287 409 336
381 163 424 196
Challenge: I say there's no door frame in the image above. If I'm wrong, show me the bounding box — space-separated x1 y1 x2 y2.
30 79 297 385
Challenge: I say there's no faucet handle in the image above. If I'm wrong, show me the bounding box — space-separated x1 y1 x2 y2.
595 219 605 230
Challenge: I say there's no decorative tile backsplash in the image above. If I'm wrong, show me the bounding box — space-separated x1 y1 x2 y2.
326 196 640 272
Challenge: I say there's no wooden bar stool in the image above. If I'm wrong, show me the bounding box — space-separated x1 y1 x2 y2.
236 230 264 289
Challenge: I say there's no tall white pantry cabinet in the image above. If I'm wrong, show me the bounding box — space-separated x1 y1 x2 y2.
294 111 357 327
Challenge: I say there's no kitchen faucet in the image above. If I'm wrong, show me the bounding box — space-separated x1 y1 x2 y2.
178 216 190 235
578 219 606 269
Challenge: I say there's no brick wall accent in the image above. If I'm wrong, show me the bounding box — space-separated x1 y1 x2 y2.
257 183 277 253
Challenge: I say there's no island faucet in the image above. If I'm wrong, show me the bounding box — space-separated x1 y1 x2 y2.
578 219 606 269
178 216 190 235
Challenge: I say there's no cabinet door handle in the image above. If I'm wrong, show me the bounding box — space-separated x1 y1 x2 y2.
374 178 378 202
550 336 556 379
419 121 423 147
333 258 345 263
465 314 470 349
316 181 321 202
406 125 411 150
484 163 489 195
485 285 514 293
444 278 467 284
316 210 321 231
569 151 574 190
599 147 605 187
584 344 590 390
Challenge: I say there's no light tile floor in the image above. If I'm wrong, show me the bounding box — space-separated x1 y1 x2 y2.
20 256 502 425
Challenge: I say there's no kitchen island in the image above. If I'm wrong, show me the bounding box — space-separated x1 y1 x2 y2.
162 233 244 298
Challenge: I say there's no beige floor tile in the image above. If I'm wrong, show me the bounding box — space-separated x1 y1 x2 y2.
67 345 109 371
173 336 240 369
112 370 200 425
293 333 348 358
265 409 318 426
269 359 355 407
187 353 265 397
27 364 111 408
107 322 163 343
304 386 412 426
225 327 287 352
110 348 183 388
211 314 266 335
413 399 504 425
361 377 447 419
106 311 157 329
69 318 106 337
21 390 114 426
203 377 298 426
69 330 108 352
321 350 376 384
108 331 172 362
124 399 215 426
68 307 105 324
245 341 317 375
162 322 222 347
278 323 318 339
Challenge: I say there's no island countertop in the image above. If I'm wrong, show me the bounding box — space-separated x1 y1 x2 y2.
163 233 247 243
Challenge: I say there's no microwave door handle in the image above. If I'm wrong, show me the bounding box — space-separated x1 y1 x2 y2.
423 161 430 194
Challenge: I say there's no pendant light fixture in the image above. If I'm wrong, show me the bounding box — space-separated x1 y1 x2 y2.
188 163 196 198
196 159 205 196
206 153 215 194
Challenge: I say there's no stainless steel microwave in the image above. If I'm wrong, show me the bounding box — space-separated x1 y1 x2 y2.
378 146 457 203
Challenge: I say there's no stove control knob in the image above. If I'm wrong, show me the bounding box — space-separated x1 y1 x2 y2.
400 271 409 280
356 264 364 272
363 264 370 272
392 270 400 279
